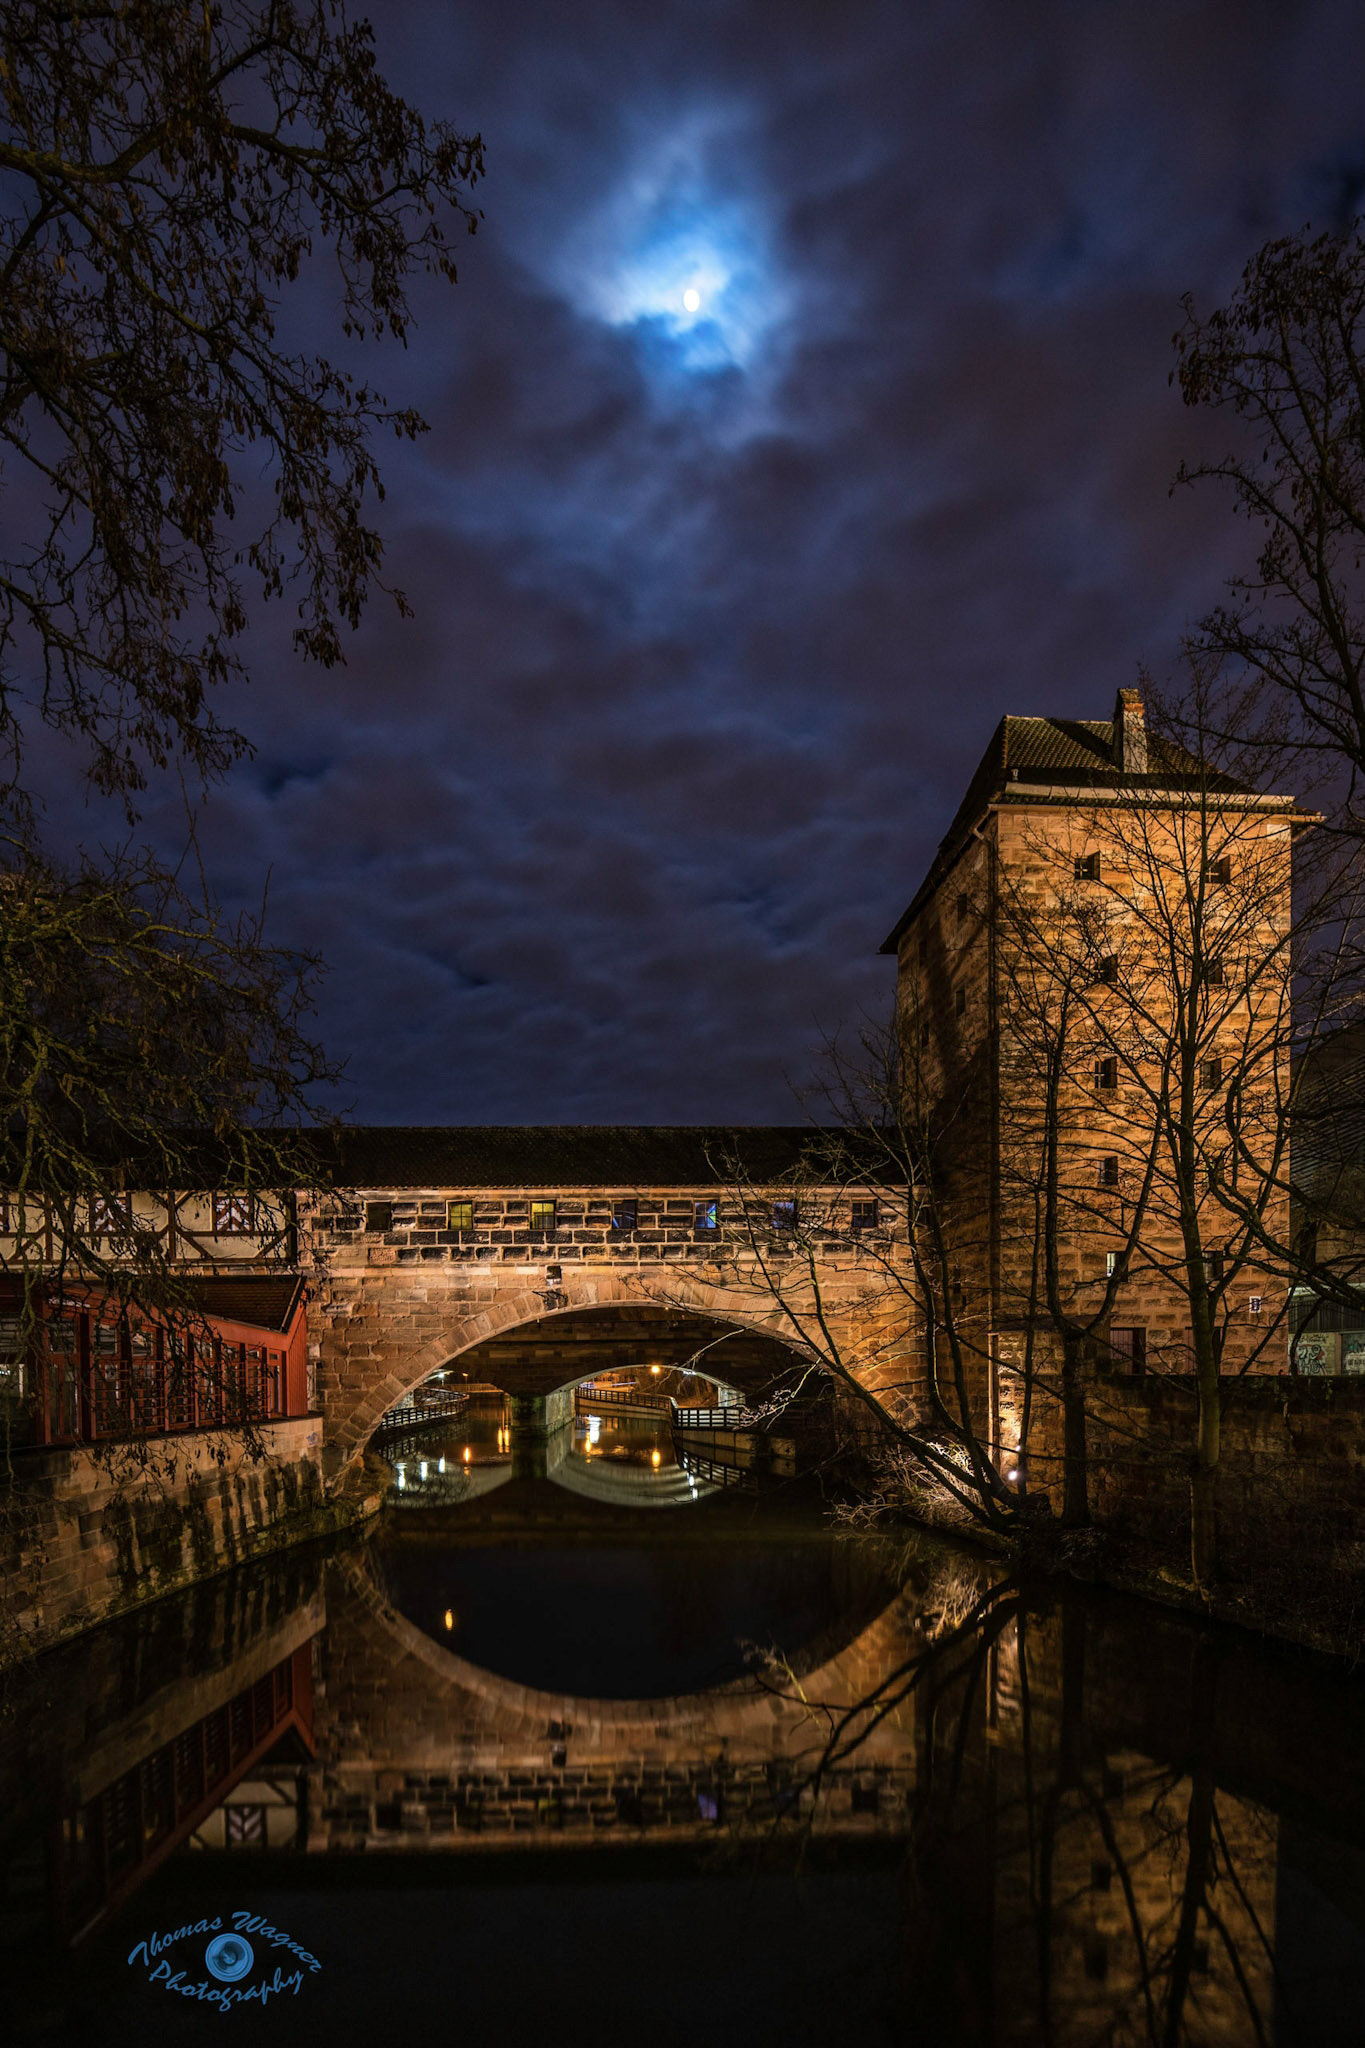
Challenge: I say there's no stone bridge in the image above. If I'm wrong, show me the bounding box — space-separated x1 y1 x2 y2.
304 1127 918 1480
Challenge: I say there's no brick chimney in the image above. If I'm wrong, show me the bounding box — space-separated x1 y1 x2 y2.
1113 688 1147 774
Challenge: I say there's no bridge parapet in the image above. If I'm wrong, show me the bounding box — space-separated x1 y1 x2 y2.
301 1131 921 1476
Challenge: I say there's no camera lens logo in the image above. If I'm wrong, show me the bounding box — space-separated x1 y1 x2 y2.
205 1932 255 1982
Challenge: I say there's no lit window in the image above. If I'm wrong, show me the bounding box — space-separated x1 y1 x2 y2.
1097 1156 1120 1189
364 1200 393 1234
213 1193 255 1236
694 1200 718 1234
1075 853 1101 881
447 1199 474 1232
529 1199 556 1235
611 1197 638 1233
850 1199 879 1232
772 1199 797 1234
1095 1057 1117 1091
91 1192 132 1237
1106 1251 1117 1277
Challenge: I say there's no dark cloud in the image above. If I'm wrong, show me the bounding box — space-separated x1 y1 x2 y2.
47 0 1365 1121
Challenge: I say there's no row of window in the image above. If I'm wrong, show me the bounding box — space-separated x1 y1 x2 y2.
1075 853 1233 885
1104 1248 1257 1292
361 1197 883 1236
1094 1056 1224 1091
912 856 1236 964
0 1194 259 1238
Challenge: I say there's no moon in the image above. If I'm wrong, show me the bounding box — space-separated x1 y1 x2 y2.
682 286 701 313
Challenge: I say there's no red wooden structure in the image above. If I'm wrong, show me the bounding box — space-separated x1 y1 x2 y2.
53 1643 315 1946
2 1275 309 1449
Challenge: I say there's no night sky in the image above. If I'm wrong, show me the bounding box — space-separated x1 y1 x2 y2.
56 2 1365 1123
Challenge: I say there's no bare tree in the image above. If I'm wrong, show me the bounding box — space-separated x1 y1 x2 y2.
0 5 481 1487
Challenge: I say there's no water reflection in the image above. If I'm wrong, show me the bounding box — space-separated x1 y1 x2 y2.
4 1514 1365 2042
381 1386 729 1509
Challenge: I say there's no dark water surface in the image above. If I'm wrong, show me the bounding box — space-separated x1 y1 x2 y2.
3 1428 1365 2046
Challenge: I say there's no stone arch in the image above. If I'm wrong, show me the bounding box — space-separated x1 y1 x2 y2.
336 1552 923 1752
322 1267 829 1479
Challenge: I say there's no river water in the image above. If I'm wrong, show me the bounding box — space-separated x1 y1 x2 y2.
3 1394 1364 2045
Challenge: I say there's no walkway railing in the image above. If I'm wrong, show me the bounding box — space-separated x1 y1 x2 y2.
574 1382 672 1415
671 1403 765 1430
373 1385 469 1438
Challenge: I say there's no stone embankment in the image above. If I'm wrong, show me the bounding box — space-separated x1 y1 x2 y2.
0 1418 376 1655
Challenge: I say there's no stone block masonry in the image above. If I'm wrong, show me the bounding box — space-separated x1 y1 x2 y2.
306 1178 923 1472
0 1415 368 1654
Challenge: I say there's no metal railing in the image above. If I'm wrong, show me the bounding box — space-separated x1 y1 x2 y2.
670 1402 765 1430
574 1383 672 1414
373 1385 470 1438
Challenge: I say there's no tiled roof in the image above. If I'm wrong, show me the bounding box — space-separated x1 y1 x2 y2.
183 1275 305 1332
315 1125 829 1190
879 709 1249 954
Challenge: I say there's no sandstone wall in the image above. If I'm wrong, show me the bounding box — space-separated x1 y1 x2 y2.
0 1415 364 1653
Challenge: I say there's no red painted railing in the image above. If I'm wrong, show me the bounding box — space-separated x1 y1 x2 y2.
54 1644 315 1946
4 1293 309 1448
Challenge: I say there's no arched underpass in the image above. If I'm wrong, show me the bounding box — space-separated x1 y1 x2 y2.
411 1305 809 1404
318 1254 913 1480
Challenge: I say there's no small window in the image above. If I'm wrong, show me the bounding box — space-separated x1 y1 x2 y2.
1248 1294 1263 1315
955 986 967 1017
611 1197 638 1233
1106 1251 1118 1277
1204 959 1225 987
1097 955 1119 985
694 1199 718 1234
1095 1056 1117 1091
1097 1155 1120 1189
1109 1327 1146 1374
1208 857 1232 885
0 1194 9 1234
850 1199 879 1233
529 1199 556 1235
91 1192 132 1237
956 892 969 924
213 1194 255 1237
1075 853 1101 881
772 1199 797 1234
364 1200 393 1234
1200 1056 1223 1090
1205 1250 1225 1282
1090 1857 1113 1891
919 1020 930 1049
447 1199 474 1232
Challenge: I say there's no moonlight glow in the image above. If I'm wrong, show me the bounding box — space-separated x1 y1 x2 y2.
558 122 784 374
